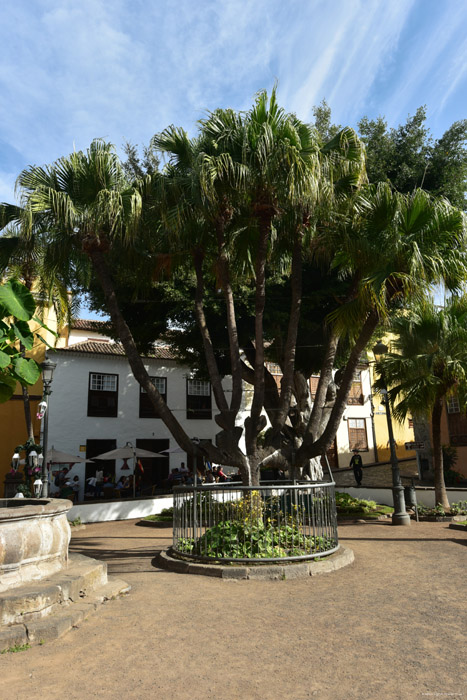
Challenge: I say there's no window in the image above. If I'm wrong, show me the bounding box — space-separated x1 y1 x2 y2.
348 418 368 451
447 396 460 414
309 376 320 400
265 362 282 390
347 371 364 405
139 377 167 418
88 373 118 417
187 379 212 419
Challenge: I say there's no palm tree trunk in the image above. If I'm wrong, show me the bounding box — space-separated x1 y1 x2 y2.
89 248 195 455
216 221 243 420
431 397 450 509
193 250 229 415
298 308 379 463
245 218 270 458
307 330 339 441
272 230 303 435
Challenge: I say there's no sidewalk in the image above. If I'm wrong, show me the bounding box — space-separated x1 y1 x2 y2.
333 459 419 488
1 519 465 700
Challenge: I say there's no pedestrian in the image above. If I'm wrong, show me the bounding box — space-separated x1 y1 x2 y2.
350 449 363 486
71 475 80 503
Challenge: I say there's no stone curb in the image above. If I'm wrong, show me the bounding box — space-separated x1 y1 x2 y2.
156 545 354 580
0 554 130 652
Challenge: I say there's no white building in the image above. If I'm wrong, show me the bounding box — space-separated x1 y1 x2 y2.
48 322 376 500
49 333 237 500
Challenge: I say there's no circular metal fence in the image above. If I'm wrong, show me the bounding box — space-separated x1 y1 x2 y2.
172 481 338 563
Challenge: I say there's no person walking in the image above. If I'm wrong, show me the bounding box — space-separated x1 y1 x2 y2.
350 449 363 486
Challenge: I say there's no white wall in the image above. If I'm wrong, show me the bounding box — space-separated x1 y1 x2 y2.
68 495 173 523
48 351 236 500
335 367 375 467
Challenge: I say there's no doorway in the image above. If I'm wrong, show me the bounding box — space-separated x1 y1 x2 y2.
135 439 169 491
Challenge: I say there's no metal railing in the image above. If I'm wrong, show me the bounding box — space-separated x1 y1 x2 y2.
172 481 338 563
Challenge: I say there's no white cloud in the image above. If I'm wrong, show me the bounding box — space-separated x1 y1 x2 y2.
0 0 466 197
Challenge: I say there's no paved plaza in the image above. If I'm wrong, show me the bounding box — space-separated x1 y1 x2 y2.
1 518 465 700
333 459 420 488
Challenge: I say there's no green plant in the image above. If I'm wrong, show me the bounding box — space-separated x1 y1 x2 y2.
70 517 82 526
450 501 467 515
0 279 55 402
335 492 381 515
177 520 335 560
15 483 32 498
0 643 31 654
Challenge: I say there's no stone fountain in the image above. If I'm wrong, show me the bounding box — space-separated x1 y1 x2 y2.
0 498 71 593
0 498 129 650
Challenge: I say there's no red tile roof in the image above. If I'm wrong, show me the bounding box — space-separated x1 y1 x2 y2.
71 319 112 331
58 340 175 360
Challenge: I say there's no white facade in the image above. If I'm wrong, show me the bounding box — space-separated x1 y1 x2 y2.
48 321 375 500
334 366 376 467
48 344 235 501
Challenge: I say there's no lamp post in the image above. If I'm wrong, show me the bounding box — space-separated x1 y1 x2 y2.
372 341 411 526
40 356 57 498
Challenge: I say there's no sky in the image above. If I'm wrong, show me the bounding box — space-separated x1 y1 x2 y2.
1 0 466 316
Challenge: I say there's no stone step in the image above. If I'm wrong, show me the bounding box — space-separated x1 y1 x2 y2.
0 554 107 626
0 576 130 651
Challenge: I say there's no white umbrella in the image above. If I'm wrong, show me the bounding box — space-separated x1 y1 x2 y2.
94 446 165 460
94 445 165 498
159 446 185 454
47 447 94 464
19 447 93 466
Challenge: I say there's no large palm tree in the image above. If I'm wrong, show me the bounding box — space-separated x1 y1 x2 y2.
299 185 467 467
153 89 367 481
12 139 198 456
376 298 467 508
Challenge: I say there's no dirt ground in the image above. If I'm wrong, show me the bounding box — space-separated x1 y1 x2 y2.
1 519 465 700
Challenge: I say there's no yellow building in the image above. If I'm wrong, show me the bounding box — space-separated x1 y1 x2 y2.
369 344 416 463
0 308 61 493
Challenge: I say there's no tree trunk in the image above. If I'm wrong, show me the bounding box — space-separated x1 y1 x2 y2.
89 248 195 455
89 247 248 474
431 397 450 509
216 220 243 420
272 230 303 436
193 250 229 415
298 308 379 463
307 329 339 441
245 217 270 454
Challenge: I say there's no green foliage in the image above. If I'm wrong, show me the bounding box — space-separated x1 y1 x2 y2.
0 643 31 654
335 491 389 516
450 501 467 515
145 507 174 522
178 520 335 559
0 279 51 401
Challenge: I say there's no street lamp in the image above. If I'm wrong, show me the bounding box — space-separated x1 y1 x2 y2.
372 340 411 526
40 356 57 498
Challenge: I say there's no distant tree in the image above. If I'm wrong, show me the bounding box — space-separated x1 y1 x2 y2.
122 141 159 182
313 102 467 209
312 100 342 142
376 298 467 509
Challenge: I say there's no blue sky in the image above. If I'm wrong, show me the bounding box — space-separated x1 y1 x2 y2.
1 0 466 316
